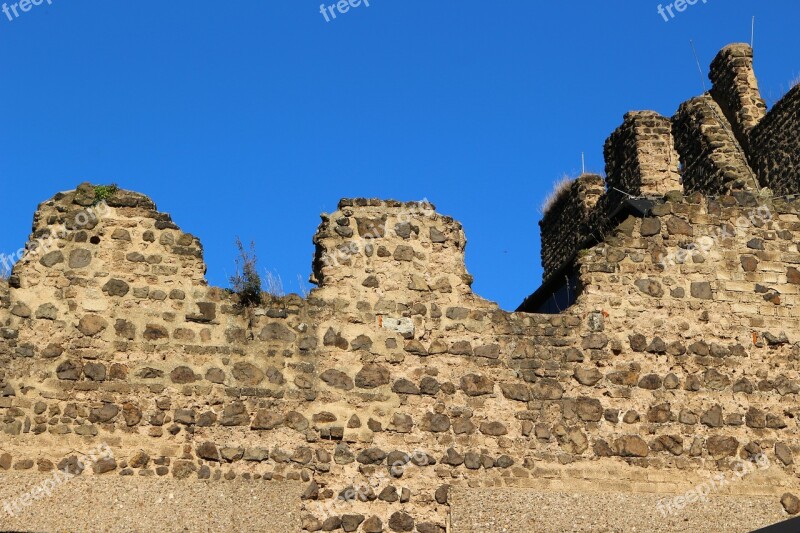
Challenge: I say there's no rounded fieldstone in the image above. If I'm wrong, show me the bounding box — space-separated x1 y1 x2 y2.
92 457 117 474
435 484 449 504
614 435 649 457
341 514 365 532
782 493 800 515
110 228 131 241
90 403 119 423
143 324 169 341
574 367 603 386
356 448 387 465
56 360 82 381
362 516 383 533
39 250 64 268
68 249 92 268
232 362 264 386
251 409 285 430
460 374 494 396
531 378 563 400
479 421 508 436
355 364 390 389
170 366 197 384
83 362 107 381
388 511 414 532
34 303 57 320
11 303 31 318
392 378 420 395
103 279 130 297
320 369 354 390
424 412 450 433
205 368 225 384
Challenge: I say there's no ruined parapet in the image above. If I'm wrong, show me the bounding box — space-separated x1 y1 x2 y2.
3 183 229 377
539 174 604 281
603 111 681 201
750 85 800 195
311 198 475 304
709 44 767 153
2 183 800 531
672 94 758 194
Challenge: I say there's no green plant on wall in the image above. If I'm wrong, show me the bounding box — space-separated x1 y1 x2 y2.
230 237 262 306
93 184 119 204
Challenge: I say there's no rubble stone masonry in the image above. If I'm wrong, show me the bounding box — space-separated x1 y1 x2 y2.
1 43 800 532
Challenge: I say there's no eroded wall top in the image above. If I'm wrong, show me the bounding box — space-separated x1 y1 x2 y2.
536 43 800 290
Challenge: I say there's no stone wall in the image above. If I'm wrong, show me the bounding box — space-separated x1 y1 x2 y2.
2 42 800 533
3 182 800 532
539 174 604 281
536 43 798 284
672 95 757 195
709 43 768 153
750 85 800 195
603 111 681 199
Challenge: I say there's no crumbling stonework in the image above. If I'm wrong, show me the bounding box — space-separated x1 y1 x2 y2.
539 43 799 281
604 111 682 199
539 174 604 281
709 43 767 153
1 42 799 533
672 94 758 195
750 85 800 195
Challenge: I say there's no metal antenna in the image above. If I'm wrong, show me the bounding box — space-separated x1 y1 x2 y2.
690 40 707 93
751 16 755 49
581 152 586 175
612 187 634 199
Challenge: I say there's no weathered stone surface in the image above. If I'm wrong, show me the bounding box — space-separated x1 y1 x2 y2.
103 279 130 297
78 314 108 336
460 374 494 396
531 379 563 400
782 493 800 515
39 250 64 267
355 365 390 389
574 367 603 386
252 410 285 430
170 366 197 384
614 436 649 457
321 369 354 390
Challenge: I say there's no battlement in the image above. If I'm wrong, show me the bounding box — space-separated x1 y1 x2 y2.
709 43 768 152
534 43 800 303
604 111 682 200
2 43 800 533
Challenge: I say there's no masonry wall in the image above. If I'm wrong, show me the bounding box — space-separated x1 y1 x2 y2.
672 95 758 195
750 85 800 195
2 42 800 533
539 174 604 281
604 111 681 199
2 183 800 533
709 43 767 153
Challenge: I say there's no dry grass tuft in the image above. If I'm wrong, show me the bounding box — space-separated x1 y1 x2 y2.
264 270 285 297
540 175 576 216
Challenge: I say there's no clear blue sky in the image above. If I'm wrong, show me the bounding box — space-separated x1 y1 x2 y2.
1 1 798 310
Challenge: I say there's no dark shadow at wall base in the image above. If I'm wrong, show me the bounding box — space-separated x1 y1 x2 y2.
752 515 800 533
